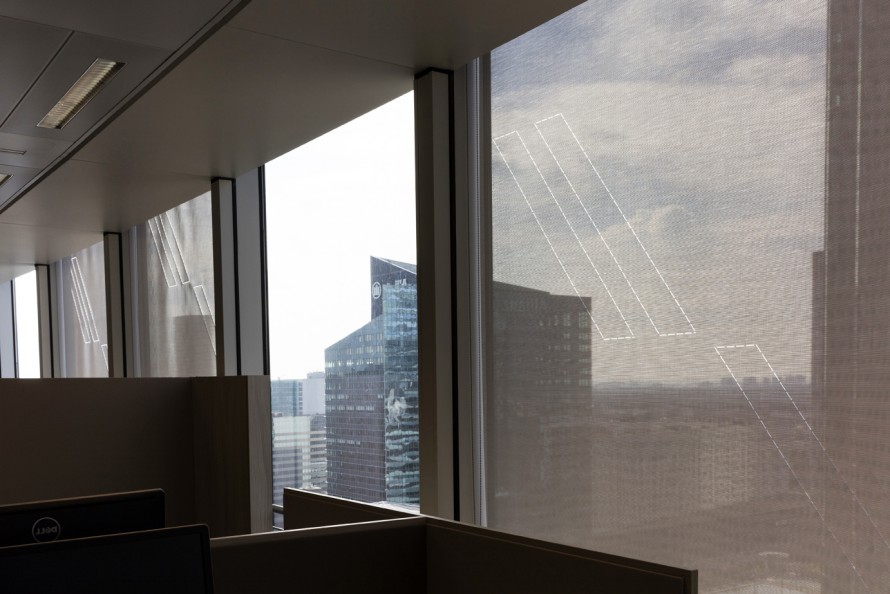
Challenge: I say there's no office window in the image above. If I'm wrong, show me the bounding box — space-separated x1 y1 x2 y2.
54 241 108 377
12 270 39 378
265 92 418 510
484 1 889 592
131 192 215 377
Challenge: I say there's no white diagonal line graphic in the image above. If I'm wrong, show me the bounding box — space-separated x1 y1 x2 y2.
537 114 695 337
69 286 90 344
494 133 606 340
193 284 216 354
149 218 178 288
494 131 633 341
71 257 100 342
751 343 890 556
160 212 190 285
535 117 656 336
715 344 877 591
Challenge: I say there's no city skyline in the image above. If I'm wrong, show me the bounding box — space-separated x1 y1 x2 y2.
265 92 416 381
325 257 419 505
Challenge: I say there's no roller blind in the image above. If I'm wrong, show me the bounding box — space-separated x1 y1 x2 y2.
485 1 890 591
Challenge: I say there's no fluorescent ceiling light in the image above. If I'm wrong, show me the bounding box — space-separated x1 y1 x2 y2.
0 147 26 156
37 58 125 130
0 173 10 187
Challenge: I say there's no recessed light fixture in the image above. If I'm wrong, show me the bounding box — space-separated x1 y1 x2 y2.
37 58 125 130
0 173 10 187
0 147 26 156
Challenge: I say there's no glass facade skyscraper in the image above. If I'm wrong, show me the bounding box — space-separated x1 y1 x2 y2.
325 257 418 505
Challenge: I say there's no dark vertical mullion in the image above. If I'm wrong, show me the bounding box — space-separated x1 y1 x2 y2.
257 165 271 376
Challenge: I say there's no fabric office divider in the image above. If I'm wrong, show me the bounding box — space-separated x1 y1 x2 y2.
282 487 414 530
276 490 697 593
425 518 697 593
0 376 271 535
211 518 427 594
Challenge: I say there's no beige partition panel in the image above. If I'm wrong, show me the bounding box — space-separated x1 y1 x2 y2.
211 518 427 594
193 375 272 536
0 378 196 526
0 376 272 535
425 518 697 594
279 491 696 592
282 487 414 530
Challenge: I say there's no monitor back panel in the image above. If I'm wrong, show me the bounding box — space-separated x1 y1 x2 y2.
0 524 213 594
0 489 165 547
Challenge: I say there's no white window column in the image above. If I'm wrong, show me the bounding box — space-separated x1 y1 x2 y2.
212 169 270 377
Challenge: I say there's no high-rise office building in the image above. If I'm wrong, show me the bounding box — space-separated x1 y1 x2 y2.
815 1 890 591
271 374 326 417
271 414 327 507
301 372 326 416
271 379 301 417
488 282 593 545
271 374 328 510
324 257 418 505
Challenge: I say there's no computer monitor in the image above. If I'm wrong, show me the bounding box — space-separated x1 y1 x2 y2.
0 524 214 594
0 489 164 547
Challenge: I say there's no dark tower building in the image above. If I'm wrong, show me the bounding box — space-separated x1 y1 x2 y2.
324 257 418 505
488 281 593 545
818 2 890 590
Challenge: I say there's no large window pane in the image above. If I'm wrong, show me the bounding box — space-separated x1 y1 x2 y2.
13 270 39 378
486 1 889 592
55 241 107 377
131 192 215 377
266 93 418 510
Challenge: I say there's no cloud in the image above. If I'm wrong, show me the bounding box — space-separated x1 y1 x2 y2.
495 0 825 89
490 0 827 381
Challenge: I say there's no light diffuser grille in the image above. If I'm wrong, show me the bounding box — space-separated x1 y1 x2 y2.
37 58 124 130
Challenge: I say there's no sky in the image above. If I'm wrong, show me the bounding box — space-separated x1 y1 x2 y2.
490 0 826 383
13 269 39 378
264 92 416 380
261 0 827 384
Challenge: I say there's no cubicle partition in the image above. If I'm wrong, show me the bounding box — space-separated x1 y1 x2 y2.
282 487 414 529
211 518 427 593
211 512 696 593
209 488 696 593
424 518 697 593
0 376 271 536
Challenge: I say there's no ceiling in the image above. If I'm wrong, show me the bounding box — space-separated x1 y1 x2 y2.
0 0 582 283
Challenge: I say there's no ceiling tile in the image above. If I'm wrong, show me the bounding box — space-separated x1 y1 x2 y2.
0 159 209 233
231 0 585 69
0 164 40 211
0 221 102 281
0 16 69 125
1 32 168 142
0 132 70 170
72 26 413 178
0 0 239 50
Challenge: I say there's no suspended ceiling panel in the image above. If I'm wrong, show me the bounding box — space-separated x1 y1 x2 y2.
0 160 210 232
2 33 169 142
0 0 237 50
71 26 414 180
0 0 247 215
231 0 583 69
0 16 70 125
0 0 584 283
0 133 69 170
0 222 102 282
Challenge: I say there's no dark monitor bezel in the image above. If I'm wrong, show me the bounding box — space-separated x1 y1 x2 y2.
0 523 214 594
0 488 165 547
